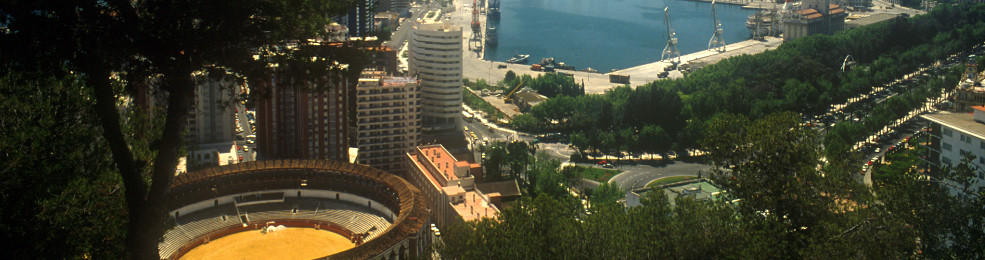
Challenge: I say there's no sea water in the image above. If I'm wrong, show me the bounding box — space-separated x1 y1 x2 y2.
484 0 757 72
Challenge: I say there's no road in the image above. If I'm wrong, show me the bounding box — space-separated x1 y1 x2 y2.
385 4 433 49
234 103 256 162
607 162 711 192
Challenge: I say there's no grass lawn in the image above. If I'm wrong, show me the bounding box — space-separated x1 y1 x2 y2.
645 176 699 188
571 166 623 183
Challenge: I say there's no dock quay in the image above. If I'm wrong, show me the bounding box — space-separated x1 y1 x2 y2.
683 0 776 10
446 0 784 97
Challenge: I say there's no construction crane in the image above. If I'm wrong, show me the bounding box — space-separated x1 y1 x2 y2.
471 0 481 37
661 7 681 64
504 78 527 104
708 0 726 52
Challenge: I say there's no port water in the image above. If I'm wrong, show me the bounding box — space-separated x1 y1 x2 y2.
484 0 756 72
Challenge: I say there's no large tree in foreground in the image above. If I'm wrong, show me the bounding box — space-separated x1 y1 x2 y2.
1 0 360 258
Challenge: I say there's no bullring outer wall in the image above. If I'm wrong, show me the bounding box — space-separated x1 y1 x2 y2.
166 159 431 260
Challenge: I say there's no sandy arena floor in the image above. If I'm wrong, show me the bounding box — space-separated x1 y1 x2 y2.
181 227 354 260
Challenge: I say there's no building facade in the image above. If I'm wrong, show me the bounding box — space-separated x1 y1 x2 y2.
185 75 238 145
405 145 495 230
921 106 985 182
782 2 847 41
344 0 376 37
255 71 350 161
355 76 421 174
409 21 463 129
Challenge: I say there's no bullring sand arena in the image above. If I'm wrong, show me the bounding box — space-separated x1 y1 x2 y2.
180 227 354 260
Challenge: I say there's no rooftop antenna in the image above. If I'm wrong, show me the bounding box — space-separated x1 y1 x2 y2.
708 0 726 52
662 7 681 64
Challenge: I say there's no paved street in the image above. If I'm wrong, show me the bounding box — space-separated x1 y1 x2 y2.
607 161 711 192
385 4 433 49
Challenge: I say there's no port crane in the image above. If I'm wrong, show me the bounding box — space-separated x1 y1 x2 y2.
708 0 726 52
471 0 482 38
661 7 681 64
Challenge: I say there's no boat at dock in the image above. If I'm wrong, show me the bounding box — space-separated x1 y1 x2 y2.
507 52 530 64
485 27 497 46
746 10 782 37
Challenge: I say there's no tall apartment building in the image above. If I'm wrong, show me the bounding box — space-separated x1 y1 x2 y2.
355 75 421 173
255 71 350 161
409 21 463 129
344 0 376 37
921 107 985 178
185 76 238 145
377 0 410 15
405 145 496 230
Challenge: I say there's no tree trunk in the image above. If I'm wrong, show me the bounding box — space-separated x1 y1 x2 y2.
132 67 195 260
85 60 152 258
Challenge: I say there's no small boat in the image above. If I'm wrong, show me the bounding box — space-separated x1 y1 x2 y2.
582 67 597 73
506 52 529 64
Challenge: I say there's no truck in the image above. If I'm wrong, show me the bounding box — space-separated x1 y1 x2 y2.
531 64 542 71
609 74 630 84
543 65 555 72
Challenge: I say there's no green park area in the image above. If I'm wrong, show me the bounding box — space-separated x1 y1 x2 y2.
568 165 622 183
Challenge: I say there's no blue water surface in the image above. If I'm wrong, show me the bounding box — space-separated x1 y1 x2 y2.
484 0 757 72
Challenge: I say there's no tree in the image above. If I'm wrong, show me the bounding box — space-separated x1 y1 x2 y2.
702 112 875 257
506 141 534 180
0 70 128 258
1 0 361 258
588 182 623 207
481 141 509 181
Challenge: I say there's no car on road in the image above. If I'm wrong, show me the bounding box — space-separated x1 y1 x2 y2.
603 163 614 168
498 64 507 69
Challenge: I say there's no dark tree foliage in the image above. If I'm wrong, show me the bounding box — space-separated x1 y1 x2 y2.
1 0 362 258
0 70 127 258
442 112 916 259
875 137 985 259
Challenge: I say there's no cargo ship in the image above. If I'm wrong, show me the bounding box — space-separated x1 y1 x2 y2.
485 27 497 46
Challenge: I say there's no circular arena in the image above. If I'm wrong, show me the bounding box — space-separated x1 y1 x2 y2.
158 160 431 260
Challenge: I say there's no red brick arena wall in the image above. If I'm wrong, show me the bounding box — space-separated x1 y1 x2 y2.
164 159 430 260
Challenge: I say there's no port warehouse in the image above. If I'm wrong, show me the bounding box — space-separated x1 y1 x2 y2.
162 160 431 260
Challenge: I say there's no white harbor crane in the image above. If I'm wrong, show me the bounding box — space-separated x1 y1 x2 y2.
708 0 726 52
661 7 681 64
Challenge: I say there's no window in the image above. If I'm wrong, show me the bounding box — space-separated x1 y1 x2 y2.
943 128 953 137
943 157 952 166
943 142 952 151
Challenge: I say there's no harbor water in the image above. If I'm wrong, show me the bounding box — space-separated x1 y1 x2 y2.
484 0 757 72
